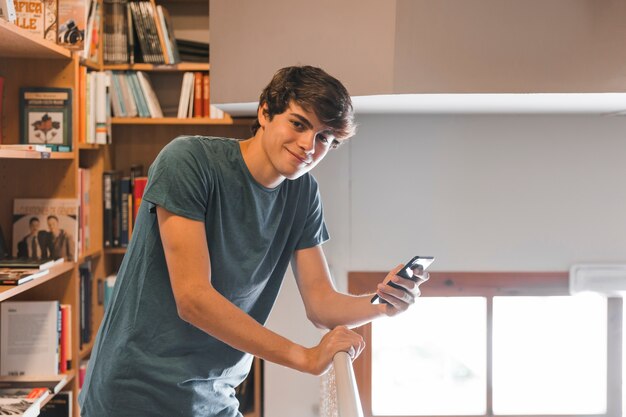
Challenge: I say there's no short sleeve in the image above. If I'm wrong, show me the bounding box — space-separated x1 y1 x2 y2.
142 136 210 222
295 176 330 250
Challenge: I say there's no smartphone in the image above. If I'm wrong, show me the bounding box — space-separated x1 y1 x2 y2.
371 256 435 304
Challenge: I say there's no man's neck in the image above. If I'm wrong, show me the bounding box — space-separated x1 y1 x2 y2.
239 136 285 189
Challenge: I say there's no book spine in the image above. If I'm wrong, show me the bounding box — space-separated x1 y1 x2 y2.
132 176 148 223
202 72 210 118
193 72 203 118
103 171 113 248
120 177 130 247
0 0 16 23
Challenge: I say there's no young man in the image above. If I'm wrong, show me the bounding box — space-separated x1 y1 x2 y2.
79 66 428 417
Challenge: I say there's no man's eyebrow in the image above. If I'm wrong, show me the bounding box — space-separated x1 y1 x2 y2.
290 112 334 136
290 113 313 129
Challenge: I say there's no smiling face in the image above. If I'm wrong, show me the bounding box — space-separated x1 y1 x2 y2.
257 101 339 184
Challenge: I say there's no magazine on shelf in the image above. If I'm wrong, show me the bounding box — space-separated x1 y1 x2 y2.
14 0 44 36
0 258 63 270
12 198 78 262
0 268 49 285
0 387 49 417
19 87 73 152
1 301 60 376
0 374 68 394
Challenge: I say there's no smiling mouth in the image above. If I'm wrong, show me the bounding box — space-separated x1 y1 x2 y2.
287 149 311 165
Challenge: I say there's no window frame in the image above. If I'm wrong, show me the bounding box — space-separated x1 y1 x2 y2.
348 271 623 417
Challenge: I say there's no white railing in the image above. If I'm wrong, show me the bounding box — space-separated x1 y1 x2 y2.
332 352 364 417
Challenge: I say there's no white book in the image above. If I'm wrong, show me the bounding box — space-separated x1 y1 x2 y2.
95 71 109 144
136 71 163 118
0 0 16 23
177 72 193 118
187 76 194 118
87 71 97 143
1 301 60 376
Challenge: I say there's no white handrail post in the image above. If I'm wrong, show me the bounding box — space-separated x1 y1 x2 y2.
332 351 364 417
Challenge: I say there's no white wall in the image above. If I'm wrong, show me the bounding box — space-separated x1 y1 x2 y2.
264 114 626 417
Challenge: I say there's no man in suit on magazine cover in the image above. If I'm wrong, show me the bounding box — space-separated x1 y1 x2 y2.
79 66 429 417
16 216 51 260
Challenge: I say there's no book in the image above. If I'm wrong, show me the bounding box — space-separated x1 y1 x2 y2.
136 71 163 118
0 374 68 394
0 268 49 285
102 171 117 248
40 390 72 416
1 301 60 376
0 0 16 23
14 0 44 36
57 0 86 50
0 75 3 143
177 72 193 118
202 73 210 118
59 305 71 373
0 387 49 417
156 5 179 64
12 198 78 262
19 87 72 152
132 176 147 223
104 274 117 310
78 261 93 347
103 0 128 64
193 72 203 118
43 0 56 42
0 258 63 270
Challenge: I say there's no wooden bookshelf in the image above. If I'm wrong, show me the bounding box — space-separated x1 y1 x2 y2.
0 149 75 159
0 262 75 302
0 20 71 59
103 62 210 72
111 115 243 125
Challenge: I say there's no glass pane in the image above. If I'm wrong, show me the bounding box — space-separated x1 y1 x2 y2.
372 297 487 416
493 294 607 415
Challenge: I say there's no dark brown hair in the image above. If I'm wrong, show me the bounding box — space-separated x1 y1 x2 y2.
251 66 356 140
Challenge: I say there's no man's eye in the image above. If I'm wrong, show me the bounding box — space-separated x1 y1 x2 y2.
291 120 303 129
316 134 328 144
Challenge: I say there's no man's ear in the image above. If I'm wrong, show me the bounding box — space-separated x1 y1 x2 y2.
257 103 269 128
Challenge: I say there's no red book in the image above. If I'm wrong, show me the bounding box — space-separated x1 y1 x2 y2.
78 66 87 144
202 73 210 118
60 304 72 372
133 176 148 223
193 72 203 118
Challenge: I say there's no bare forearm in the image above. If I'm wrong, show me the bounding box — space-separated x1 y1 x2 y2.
308 290 384 330
179 286 309 372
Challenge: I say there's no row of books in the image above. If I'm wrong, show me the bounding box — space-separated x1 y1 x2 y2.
79 69 112 145
0 257 63 286
1 300 72 376
103 170 147 248
85 0 182 65
108 70 162 118
0 386 72 417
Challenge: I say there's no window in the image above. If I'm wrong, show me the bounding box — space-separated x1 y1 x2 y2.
349 272 622 417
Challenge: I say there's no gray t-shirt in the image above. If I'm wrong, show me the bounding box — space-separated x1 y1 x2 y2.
79 136 329 417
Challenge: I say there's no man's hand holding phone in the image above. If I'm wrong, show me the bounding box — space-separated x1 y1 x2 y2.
371 256 433 315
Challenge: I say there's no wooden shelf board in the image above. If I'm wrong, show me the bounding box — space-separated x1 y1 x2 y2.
78 143 103 150
111 116 240 126
79 248 102 264
0 262 75 302
0 149 74 160
102 62 210 72
0 19 71 59
37 371 75 409
104 248 127 255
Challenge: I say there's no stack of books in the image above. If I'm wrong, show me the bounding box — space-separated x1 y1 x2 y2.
0 258 63 286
